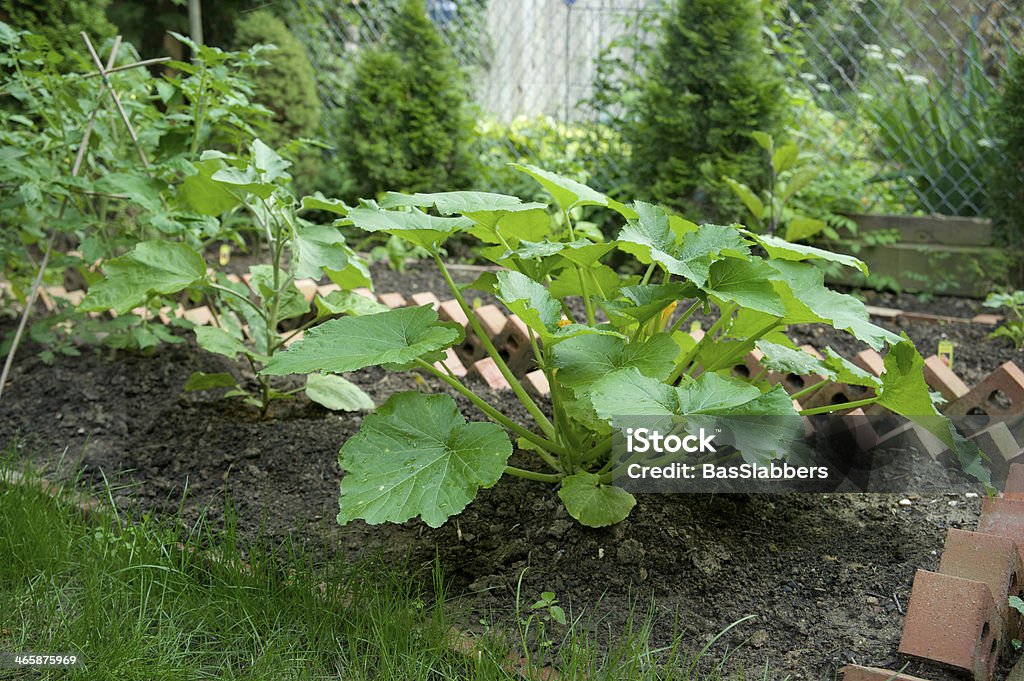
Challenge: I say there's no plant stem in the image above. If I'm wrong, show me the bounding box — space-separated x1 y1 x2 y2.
414 359 566 466
639 262 657 286
790 379 829 402
703 320 781 374
432 253 557 440
799 396 879 416
667 300 702 335
504 466 562 484
207 283 267 321
668 308 732 383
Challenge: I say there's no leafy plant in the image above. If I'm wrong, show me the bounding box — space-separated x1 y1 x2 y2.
983 290 1024 348
261 164 988 528
81 139 373 416
863 34 997 217
723 132 832 242
338 0 472 199
992 47 1024 245
626 0 785 221
0 0 114 65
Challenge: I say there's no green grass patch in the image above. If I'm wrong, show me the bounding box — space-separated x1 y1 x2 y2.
0 458 759 680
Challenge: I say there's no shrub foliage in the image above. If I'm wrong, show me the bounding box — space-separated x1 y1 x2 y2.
627 0 785 221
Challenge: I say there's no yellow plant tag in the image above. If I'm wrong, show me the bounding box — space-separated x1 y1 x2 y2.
218 244 231 267
937 340 954 368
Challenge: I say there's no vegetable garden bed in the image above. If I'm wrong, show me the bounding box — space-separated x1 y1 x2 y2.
2 261 1020 679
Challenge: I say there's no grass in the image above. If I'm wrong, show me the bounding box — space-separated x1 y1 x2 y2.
0 455 763 680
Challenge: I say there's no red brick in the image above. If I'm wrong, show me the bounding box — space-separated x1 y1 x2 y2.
852 349 885 377
1005 463 1024 500
225 273 243 285
841 665 932 681
378 292 408 309
973 313 1004 326
901 310 969 324
978 497 1024 568
872 421 948 459
317 283 341 298
970 422 1024 483
473 357 511 391
181 306 214 326
409 292 441 310
524 370 550 397
898 569 1002 681
352 287 377 302
939 529 1023 633
497 314 534 374
282 330 304 347
438 299 470 328
923 354 970 405
294 278 319 304
474 304 508 338
947 362 1024 419
863 305 903 320
843 408 878 450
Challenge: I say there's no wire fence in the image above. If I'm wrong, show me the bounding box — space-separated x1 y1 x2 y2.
290 0 1024 218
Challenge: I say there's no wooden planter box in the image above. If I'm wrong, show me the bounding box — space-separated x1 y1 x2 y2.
823 214 1015 298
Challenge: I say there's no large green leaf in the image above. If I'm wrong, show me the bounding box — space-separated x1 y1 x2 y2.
344 206 472 250
337 392 512 527
613 282 699 326
315 290 389 317
821 347 880 388
558 472 636 527
262 306 460 375
746 232 868 275
293 225 349 280
702 258 785 316
590 368 680 419
305 373 374 412
381 190 525 214
511 163 612 211
552 334 678 390
300 193 350 215
876 338 937 416
180 159 241 215
252 139 291 182
494 270 560 334
769 260 900 350
81 241 206 314
755 341 833 378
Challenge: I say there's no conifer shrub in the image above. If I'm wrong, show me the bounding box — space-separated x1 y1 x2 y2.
626 0 785 221
993 49 1024 243
0 0 114 63
233 10 321 146
338 0 472 198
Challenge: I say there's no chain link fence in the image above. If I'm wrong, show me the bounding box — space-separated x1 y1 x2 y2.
289 0 1023 218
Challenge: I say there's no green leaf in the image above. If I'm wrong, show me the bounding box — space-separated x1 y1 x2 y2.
337 392 512 527
703 258 785 316
769 260 899 350
494 270 560 334
184 371 236 391
746 232 868 275
262 306 460 375
876 338 937 416
821 347 880 388
381 190 526 214
194 326 248 360
558 472 636 527
751 131 774 153
210 167 274 199
590 368 680 419
293 225 349 280
248 265 310 322
315 290 389 317
305 373 374 412
615 282 699 326
771 143 799 174
94 173 164 212
344 206 472 250
301 193 350 215
81 241 206 315
755 341 833 378
723 177 764 220
511 163 611 211
784 216 828 242
252 139 290 182
552 334 678 391
180 159 241 215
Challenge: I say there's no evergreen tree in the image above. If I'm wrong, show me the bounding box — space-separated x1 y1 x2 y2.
993 49 1024 244
339 0 471 198
627 0 785 220
0 0 114 63
234 10 321 146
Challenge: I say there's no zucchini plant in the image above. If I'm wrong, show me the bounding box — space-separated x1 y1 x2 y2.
259 165 986 528
81 140 373 415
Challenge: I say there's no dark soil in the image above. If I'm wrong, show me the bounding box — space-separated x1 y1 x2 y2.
1 262 1022 679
